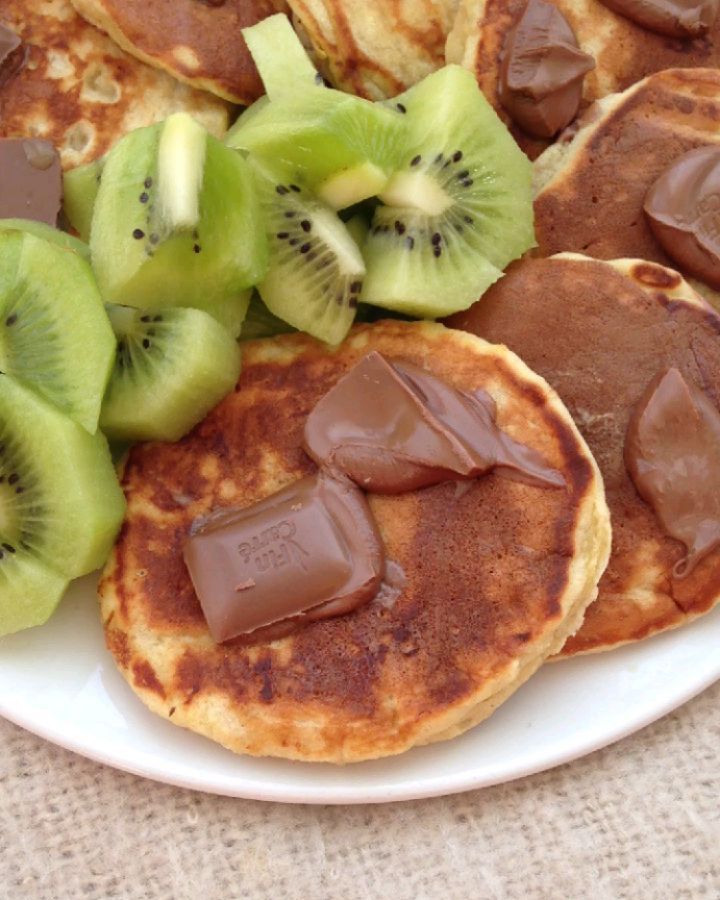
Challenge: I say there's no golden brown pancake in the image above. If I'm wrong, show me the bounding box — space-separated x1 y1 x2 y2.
0 0 230 170
286 0 457 99
447 1 720 158
69 0 285 105
533 69 720 307
99 321 609 762
448 255 720 657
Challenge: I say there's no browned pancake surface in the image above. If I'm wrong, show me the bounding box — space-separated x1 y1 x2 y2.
448 0 720 158
100 322 606 760
70 0 284 104
534 69 720 268
449 257 720 655
0 0 229 169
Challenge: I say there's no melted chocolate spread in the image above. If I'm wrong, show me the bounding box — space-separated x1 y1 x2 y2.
304 351 564 493
625 367 720 578
185 352 562 641
498 0 595 139
597 0 718 39
644 146 720 290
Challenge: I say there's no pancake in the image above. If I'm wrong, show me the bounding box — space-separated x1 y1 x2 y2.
286 0 457 99
99 320 610 762
447 0 720 158
448 255 720 657
69 0 285 105
0 0 230 170
533 69 720 307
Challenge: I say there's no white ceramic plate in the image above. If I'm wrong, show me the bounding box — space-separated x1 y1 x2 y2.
1 575 718 804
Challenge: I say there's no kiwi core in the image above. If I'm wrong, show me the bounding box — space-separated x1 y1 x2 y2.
379 171 454 216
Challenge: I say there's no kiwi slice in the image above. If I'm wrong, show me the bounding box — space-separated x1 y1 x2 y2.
101 304 242 442
252 164 365 345
229 18 405 209
62 157 103 242
0 219 89 260
360 66 535 317
90 114 267 327
0 230 115 433
242 14 318 99
240 294 295 340
0 376 125 634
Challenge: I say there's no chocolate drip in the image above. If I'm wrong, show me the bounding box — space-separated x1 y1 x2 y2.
644 146 720 290
625 368 720 578
304 351 564 493
597 0 718 38
498 0 595 139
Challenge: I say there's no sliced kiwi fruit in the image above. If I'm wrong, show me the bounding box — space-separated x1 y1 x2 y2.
90 114 268 325
359 66 535 317
240 294 295 340
62 156 104 242
101 304 242 442
242 14 318 99
0 230 115 433
0 376 125 634
229 18 405 209
0 219 89 260
252 164 365 345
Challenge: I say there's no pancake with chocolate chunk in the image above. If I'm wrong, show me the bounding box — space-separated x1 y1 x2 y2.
69 0 285 105
533 69 720 306
99 321 609 762
0 0 229 170
447 0 720 157
286 0 457 99
448 255 720 657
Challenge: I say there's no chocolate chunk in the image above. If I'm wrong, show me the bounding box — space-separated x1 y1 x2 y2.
625 368 720 578
0 138 62 226
498 0 595 139
304 351 564 493
596 0 718 38
0 23 22 84
183 471 384 642
644 146 720 290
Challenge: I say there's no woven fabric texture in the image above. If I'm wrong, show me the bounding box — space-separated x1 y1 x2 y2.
2 680 718 900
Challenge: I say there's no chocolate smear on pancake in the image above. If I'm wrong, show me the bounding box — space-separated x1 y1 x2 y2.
0 23 23 84
597 0 718 38
644 146 720 289
448 255 720 654
304 351 564 492
626 367 720 578
498 0 595 138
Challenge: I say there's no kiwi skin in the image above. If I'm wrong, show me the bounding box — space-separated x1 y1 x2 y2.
101 304 242 443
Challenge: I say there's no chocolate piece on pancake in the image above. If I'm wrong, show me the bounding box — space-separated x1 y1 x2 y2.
99 321 609 763
286 0 457 99
447 0 720 157
69 0 285 105
533 69 720 305
0 0 230 170
448 254 720 657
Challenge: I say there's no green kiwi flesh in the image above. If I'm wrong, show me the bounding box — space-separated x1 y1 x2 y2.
90 116 268 325
0 231 115 433
253 165 365 345
242 14 318 99
0 376 125 634
0 219 89 260
240 294 295 340
101 304 242 442
231 18 405 208
62 157 103 243
360 66 535 317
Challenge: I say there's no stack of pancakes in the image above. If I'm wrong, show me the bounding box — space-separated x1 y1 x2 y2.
7 0 716 761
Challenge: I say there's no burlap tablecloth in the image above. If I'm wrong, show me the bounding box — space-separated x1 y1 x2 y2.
2 680 718 900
